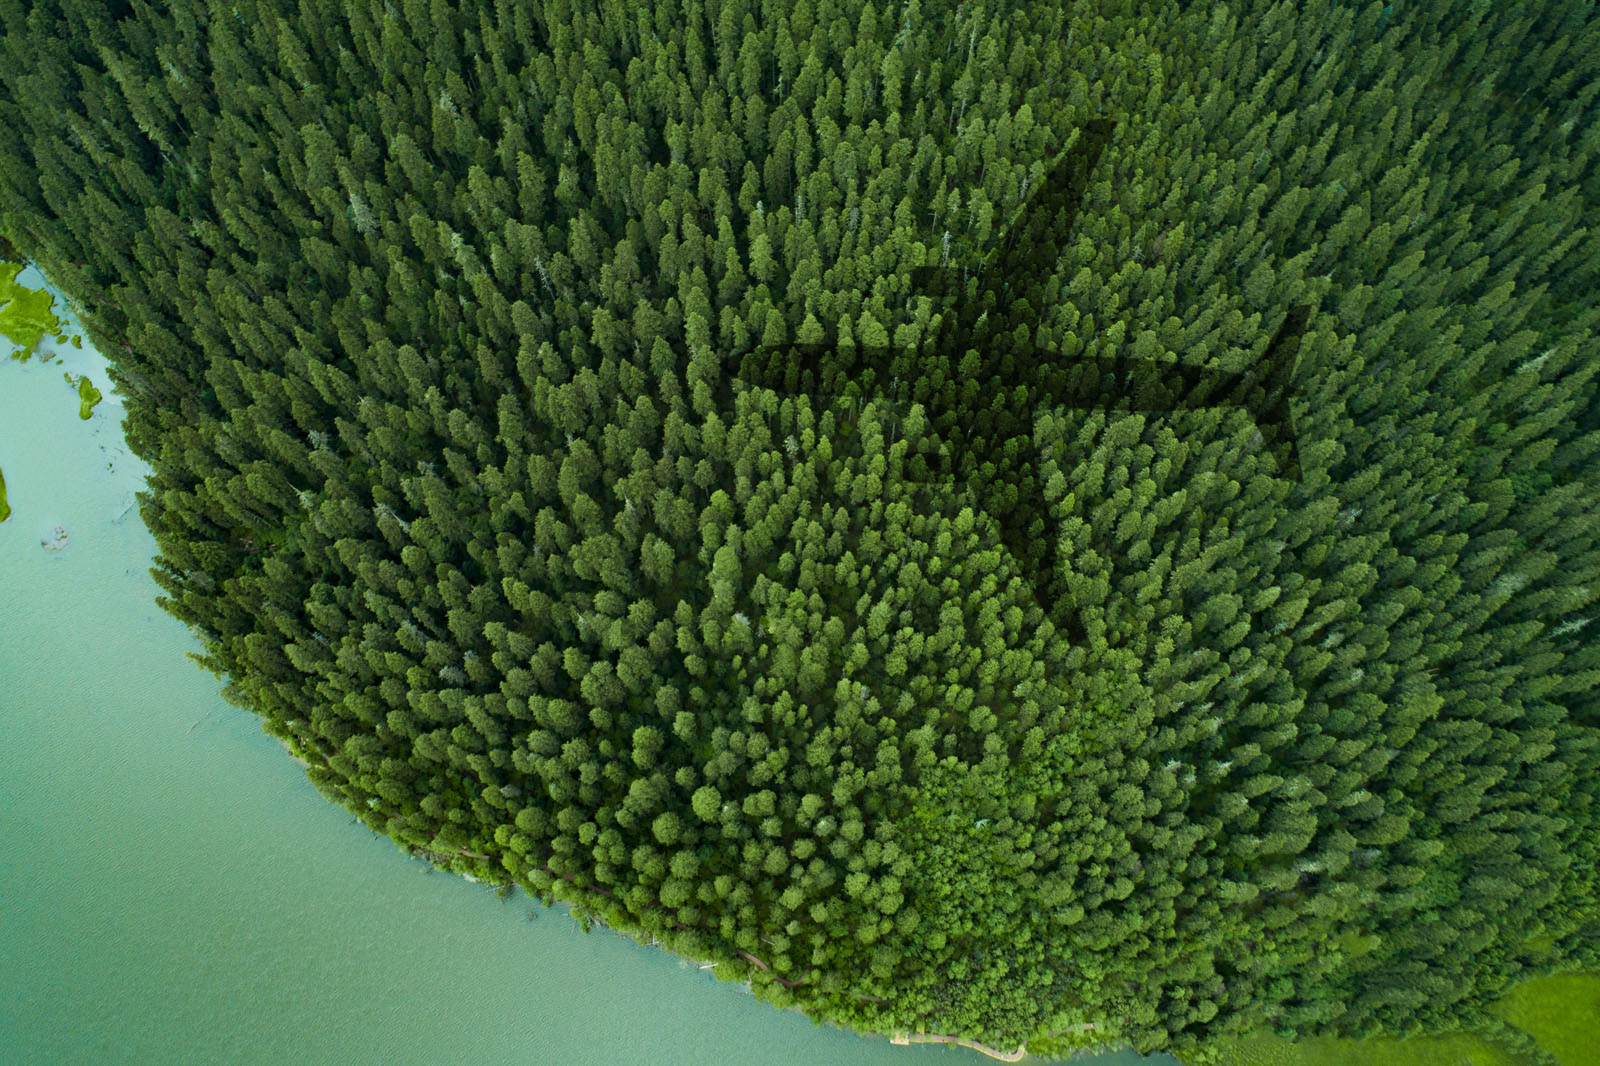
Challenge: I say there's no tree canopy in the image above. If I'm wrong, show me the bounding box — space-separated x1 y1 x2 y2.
0 0 1595 1059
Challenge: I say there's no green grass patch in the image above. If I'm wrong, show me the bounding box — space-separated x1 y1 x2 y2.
1490 974 1600 1066
1025 1027 1118 1059
1188 972 1598 1066
1202 1030 1525 1066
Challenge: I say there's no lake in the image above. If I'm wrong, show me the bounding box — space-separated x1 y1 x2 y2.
0 267 1174 1066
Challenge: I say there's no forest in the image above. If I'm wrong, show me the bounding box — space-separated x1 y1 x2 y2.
0 0 1595 1060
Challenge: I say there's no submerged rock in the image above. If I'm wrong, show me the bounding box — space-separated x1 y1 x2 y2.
39 523 67 551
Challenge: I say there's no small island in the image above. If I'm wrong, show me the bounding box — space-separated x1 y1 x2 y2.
64 370 102 420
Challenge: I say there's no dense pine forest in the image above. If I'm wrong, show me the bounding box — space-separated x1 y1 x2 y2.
1 0 1596 1059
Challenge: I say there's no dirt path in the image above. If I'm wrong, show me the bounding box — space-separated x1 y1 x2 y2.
888 1023 1099 1062
890 1031 1028 1061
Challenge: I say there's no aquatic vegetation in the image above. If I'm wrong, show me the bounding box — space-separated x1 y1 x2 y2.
64 371 102 419
0 260 68 361
0 464 9 523
78 377 102 419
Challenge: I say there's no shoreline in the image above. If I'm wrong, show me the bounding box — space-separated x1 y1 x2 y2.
277 737 310 769
272 728 1125 1064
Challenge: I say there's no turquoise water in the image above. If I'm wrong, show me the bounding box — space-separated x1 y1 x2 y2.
0 268 1172 1066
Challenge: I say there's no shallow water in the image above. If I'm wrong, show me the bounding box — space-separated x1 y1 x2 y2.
0 268 1173 1066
